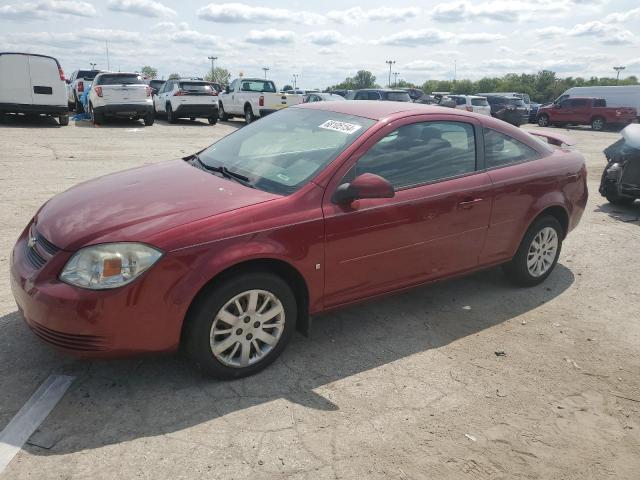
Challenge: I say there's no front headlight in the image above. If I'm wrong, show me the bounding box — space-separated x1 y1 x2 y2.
60 243 163 290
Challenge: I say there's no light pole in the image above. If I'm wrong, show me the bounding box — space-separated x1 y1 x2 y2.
393 72 399 87
385 60 395 87
262 67 270 79
614 66 626 83
207 56 217 82
89 62 97 70
292 74 299 90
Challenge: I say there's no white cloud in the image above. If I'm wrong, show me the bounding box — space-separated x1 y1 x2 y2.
538 21 637 45
197 3 324 25
458 33 506 44
0 1 96 20
604 7 640 23
377 29 452 46
432 0 568 23
327 6 421 25
403 60 446 71
305 30 349 46
245 29 295 45
107 0 176 18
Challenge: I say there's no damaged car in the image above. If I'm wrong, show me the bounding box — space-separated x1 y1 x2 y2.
600 123 640 206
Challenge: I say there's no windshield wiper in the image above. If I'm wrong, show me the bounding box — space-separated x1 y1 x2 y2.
191 155 254 188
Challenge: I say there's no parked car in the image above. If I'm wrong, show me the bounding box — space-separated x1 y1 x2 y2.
153 78 219 124
67 69 102 112
218 77 303 123
87 72 153 126
329 89 351 97
303 92 346 103
448 95 491 116
537 97 637 131
11 102 587 378
555 86 640 117
347 89 412 102
482 95 529 126
401 88 426 102
0 52 69 125
480 91 532 117
600 123 640 205
529 102 541 123
208 81 222 93
148 79 165 96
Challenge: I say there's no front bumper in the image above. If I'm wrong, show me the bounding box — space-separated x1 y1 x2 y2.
10 225 185 358
94 103 153 117
174 104 218 118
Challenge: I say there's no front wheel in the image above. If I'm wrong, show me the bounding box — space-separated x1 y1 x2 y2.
606 193 635 206
218 103 229 121
591 116 605 131
537 114 549 127
167 104 177 123
185 272 297 379
58 114 69 126
503 216 563 287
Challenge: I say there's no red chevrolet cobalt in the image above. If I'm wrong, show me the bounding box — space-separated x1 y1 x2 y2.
11 102 587 378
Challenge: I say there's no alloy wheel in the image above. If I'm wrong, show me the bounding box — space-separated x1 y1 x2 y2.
526 227 558 277
209 289 285 368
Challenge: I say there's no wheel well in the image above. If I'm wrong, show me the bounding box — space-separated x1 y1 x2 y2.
538 206 569 238
591 115 605 123
181 259 310 344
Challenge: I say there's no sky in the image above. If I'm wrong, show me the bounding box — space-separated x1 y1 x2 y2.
1 0 640 89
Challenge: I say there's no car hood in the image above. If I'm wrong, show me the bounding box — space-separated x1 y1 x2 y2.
35 160 280 251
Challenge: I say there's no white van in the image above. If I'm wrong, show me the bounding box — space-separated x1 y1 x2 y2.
0 52 69 125
555 86 640 116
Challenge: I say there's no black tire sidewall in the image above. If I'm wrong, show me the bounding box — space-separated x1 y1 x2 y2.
185 272 297 379
538 114 548 127
505 216 563 287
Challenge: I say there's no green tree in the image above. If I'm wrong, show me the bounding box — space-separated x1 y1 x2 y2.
140 65 157 79
168 73 180 80
282 84 293 91
352 70 377 89
205 67 231 85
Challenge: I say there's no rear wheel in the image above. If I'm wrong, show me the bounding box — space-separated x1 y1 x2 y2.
244 105 255 124
537 114 550 127
167 103 177 123
90 104 103 125
208 115 218 125
185 272 296 379
58 114 69 126
218 103 229 121
591 116 605 131
503 215 563 287
144 112 154 126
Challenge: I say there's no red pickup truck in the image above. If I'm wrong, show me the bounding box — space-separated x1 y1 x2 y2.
537 97 637 131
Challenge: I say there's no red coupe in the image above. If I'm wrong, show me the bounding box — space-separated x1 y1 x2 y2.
10 101 588 378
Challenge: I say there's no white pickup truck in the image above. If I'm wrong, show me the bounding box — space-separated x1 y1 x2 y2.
218 77 302 123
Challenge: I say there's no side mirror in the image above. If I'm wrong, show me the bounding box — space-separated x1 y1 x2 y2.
333 173 395 204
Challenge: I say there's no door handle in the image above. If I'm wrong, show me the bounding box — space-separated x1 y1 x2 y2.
457 198 483 209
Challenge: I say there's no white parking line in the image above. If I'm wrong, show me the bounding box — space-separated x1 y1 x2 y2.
0 375 74 474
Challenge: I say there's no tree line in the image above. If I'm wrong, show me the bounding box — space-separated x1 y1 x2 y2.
328 70 639 103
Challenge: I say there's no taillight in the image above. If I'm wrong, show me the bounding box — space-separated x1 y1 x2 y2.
259 95 264 107
94 86 103 97
145 86 151 97
174 89 187 96
58 67 65 81
77 80 84 93
466 106 473 112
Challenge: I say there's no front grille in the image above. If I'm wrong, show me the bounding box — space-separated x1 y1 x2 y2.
27 318 108 352
24 225 60 270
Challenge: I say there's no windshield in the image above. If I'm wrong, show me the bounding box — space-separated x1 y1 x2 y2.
385 91 411 102
96 74 145 85
150 80 165 88
241 80 276 93
471 98 489 106
197 108 375 195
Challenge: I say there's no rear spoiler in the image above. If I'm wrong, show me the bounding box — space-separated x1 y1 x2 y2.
528 130 576 147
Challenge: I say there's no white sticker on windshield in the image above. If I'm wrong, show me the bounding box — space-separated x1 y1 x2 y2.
318 120 362 135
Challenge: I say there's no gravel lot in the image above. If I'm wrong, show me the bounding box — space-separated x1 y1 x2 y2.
1 115 639 479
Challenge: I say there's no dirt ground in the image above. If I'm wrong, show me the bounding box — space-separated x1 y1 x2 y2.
0 114 639 480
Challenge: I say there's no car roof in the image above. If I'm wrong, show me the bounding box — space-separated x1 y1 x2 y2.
566 96 601 100
294 100 480 120
0 52 61 67
356 88 408 93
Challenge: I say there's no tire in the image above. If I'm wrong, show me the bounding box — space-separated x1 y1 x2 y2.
90 104 103 125
58 114 69 126
244 105 255 124
185 272 297 379
606 193 635 206
167 103 177 123
591 116 605 131
74 93 84 113
218 103 229 121
144 112 154 126
503 215 563 287
190 117 196 121
537 114 549 127
208 115 218 125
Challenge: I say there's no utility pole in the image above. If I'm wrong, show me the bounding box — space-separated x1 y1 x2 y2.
105 40 110 70
262 67 270 79
89 62 97 70
208 56 217 82
393 72 399 87
385 60 395 87
292 74 299 90
613 66 626 83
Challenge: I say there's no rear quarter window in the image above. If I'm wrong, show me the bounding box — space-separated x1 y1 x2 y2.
484 129 541 168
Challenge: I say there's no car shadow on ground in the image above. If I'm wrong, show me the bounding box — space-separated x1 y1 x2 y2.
73 117 150 129
0 264 575 455
595 201 640 225
0 114 62 128
154 118 214 127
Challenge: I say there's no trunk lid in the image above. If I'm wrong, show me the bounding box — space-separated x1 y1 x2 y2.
101 84 148 103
